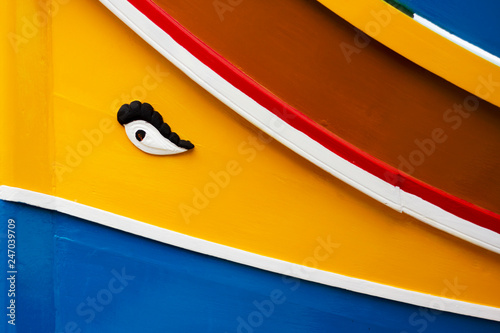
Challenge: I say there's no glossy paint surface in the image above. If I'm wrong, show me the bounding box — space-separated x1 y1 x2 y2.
152 0 500 215
2 200 500 332
1 0 500 310
395 0 500 58
122 0 500 239
316 0 500 108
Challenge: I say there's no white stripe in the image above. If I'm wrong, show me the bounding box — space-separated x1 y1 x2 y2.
414 14 500 67
1 185 499 321
98 0 500 254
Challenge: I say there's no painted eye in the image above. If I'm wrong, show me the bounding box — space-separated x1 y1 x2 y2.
117 101 194 156
123 120 187 155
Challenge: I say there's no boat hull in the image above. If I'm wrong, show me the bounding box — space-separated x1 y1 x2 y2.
2 200 499 332
1 0 499 330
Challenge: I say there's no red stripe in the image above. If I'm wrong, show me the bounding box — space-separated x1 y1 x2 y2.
127 0 500 234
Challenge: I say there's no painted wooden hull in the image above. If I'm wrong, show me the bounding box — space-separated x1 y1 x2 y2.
2 200 499 332
390 0 500 61
107 0 500 246
1 0 499 331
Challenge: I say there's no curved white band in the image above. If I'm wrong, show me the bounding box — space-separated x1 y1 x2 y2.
0 185 499 321
98 0 500 255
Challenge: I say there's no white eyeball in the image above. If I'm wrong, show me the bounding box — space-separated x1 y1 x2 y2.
124 120 187 155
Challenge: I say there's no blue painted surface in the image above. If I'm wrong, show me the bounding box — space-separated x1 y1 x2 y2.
1 200 500 332
394 0 500 58
1 200 55 333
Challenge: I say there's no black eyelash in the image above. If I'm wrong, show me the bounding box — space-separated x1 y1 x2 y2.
117 101 194 150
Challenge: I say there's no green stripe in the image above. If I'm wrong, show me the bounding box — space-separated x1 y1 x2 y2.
383 0 414 17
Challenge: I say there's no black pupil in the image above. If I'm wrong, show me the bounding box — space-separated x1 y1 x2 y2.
135 130 146 142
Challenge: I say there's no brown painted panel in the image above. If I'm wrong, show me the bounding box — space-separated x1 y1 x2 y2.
153 0 500 214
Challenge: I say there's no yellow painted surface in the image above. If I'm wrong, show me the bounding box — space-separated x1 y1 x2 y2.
0 1 54 194
318 0 500 107
1 0 500 309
